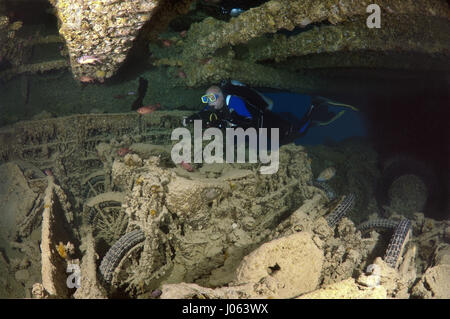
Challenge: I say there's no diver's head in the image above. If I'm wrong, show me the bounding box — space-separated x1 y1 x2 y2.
202 86 224 110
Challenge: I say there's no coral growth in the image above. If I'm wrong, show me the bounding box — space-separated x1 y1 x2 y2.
50 0 194 81
0 13 67 81
152 0 450 91
108 143 315 293
0 15 25 69
0 113 448 299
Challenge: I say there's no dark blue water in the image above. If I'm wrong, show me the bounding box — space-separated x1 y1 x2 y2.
263 92 367 145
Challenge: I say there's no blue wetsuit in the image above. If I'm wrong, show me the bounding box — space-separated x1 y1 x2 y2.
186 83 356 145
187 93 300 144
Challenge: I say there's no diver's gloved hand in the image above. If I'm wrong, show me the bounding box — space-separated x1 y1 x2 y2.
206 112 228 129
208 113 220 127
183 116 195 126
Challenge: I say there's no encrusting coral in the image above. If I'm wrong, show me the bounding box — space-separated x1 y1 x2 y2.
181 0 450 60
49 0 194 82
153 0 450 91
0 15 25 68
244 15 450 63
0 14 68 81
2 0 448 87
0 60 69 81
104 144 316 294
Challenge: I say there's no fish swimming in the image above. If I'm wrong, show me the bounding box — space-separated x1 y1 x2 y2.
162 39 172 47
136 103 161 115
77 55 102 64
117 147 131 156
177 69 187 79
316 167 336 182
180 161 194 172
79 76 95 83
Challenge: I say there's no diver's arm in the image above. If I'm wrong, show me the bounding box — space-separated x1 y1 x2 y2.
183 108 212 126
228 110 254 128
184 112 203 124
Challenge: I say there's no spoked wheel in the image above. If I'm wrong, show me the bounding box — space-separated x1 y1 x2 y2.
84 192 129 256
99 228 174 298
99 229 146 297
82 170 117 199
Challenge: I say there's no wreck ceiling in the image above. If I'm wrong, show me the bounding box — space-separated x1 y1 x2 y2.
0 0 449 93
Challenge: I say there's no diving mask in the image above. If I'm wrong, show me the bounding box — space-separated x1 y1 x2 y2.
201 93 219 104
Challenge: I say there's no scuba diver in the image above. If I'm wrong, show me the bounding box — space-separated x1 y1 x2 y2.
183 80 358 145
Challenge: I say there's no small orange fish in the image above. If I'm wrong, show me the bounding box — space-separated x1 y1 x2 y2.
162 40 172 47
180 30 187 38
180 161 193 172
43 168 53 176
117 147 130 156
177 69 187 79
199 58 212 65
79 76 95 83
77 55 102 64
137 103 161 115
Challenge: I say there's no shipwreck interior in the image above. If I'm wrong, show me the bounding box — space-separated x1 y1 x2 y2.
0 0 448 299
